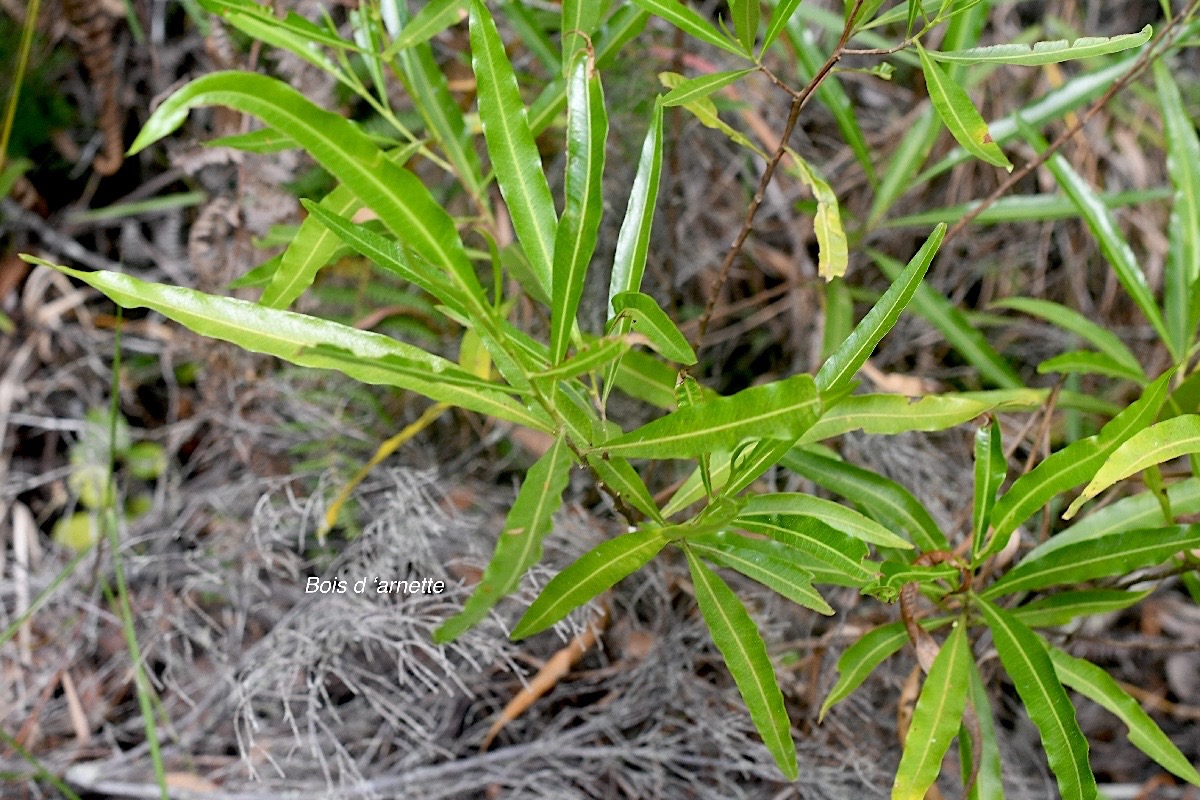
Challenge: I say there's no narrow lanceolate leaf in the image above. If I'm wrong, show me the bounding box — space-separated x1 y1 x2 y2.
551 57 607 364
729 0 760 54
1038 350 1146 384
662 68 757 107
533 337 629 381
972 419 1005 558
1153 59 1200 359
762 0 802 51
689 537 833 614
927 25 1151 65
1064 416 1200 519
511 527 669 639
893 622 971 800
127 72 481 298
816 224 946 394
1048 645 1200 786
30 261 548 430
586 453 664 522
607 100 665 318
561 0 601 69
434 438 575 642
735 515 877 585
802 392 1037 443
627 0 748 58
790 153 848 281
382 0 467 55
872 250 1022 389
470 0 557 298
978 600 1095 800
917 44 1013 171
782 448 947 552
611 291 696 364
983 525 1200 598
741 493 913 549
601 374 819 459
261 181 362 309
985 369 1174 554
1023 125 1175 359
963 657 1006 800
1013 590 1152 628
821 618 952 718
993 297 1143 378
684 546 799 779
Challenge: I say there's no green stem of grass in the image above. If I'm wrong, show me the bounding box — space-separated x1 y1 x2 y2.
0 0 43 170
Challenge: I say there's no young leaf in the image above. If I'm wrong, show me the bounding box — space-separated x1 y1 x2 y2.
984 369 1174 554
893 622 971 800
551 56 607 364
729 0 760 54
627 0 748 58
872 250 1023 389
1047 645 1200 786
916 43 1013 171
434 437 575 642
983 525 1200 598
1037 350 1146 384
821 618 952 718
676 374 715 496
600 374 819 459
762 0 803 52
741 493 913 549
586 453 664 523
470 0 558 298
1153 59 1200 359
511 526 669 640
790 153 848 281
1064 416 1200 519
607 100 665 318
735 515 877 584
127 72 482 300
815 224 946 394
782 448 947 551
992 297 1142 378
978 600 1096 800
27 260 549 431
688 537 834 614
1022 124 1175 360
684 546 799 779
971 418 1005 558
1012 589 1152 628
611 291 697 364
927 25 1152 65
662 68 757 107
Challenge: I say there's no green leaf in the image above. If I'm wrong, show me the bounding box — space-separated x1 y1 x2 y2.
28 260 549 431
511 526 669 639
1021 123 1176 360
613 349 678 408
693 530 866 587
978 600 1095 800
200 0 356 73
816 224 946 394
1064 416 1200 519
803 391 1039 442
533 337 629 381
782 448 947 552
229 255 281 289
586 453 664 522
984 525 1200 599
607 100 665 318
822 278 854 358
790 153 848 281
662 68 757 107
627 0 748 58
871 251 1022 389
886 188 1171 229
434 437 575 642
984 369 1174 554
971 418 1005 558
561 0 601 68
382 0 468 55
470 0 558 298
893 621 971 800
1154 59 1200 359
610 291 697 365
762 0 804 52
917 43 1012 171
1037 350 1146 384
689 537 833 614
206 127 297 153
735 515 877 585
683 546 799 779
992 297 1143 378
600 374 819 459
127 72 482 301
1048 645 1200 786
551 57 607 364
821 618 952 718
927 25 1151 65
962 656 1005 800
741 493 913 549
1012 589 1152 628
729 0 760 54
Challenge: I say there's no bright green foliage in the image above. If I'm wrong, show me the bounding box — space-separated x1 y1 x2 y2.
928 25 1152 65
971 418 1005 558
917 43 1013 171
